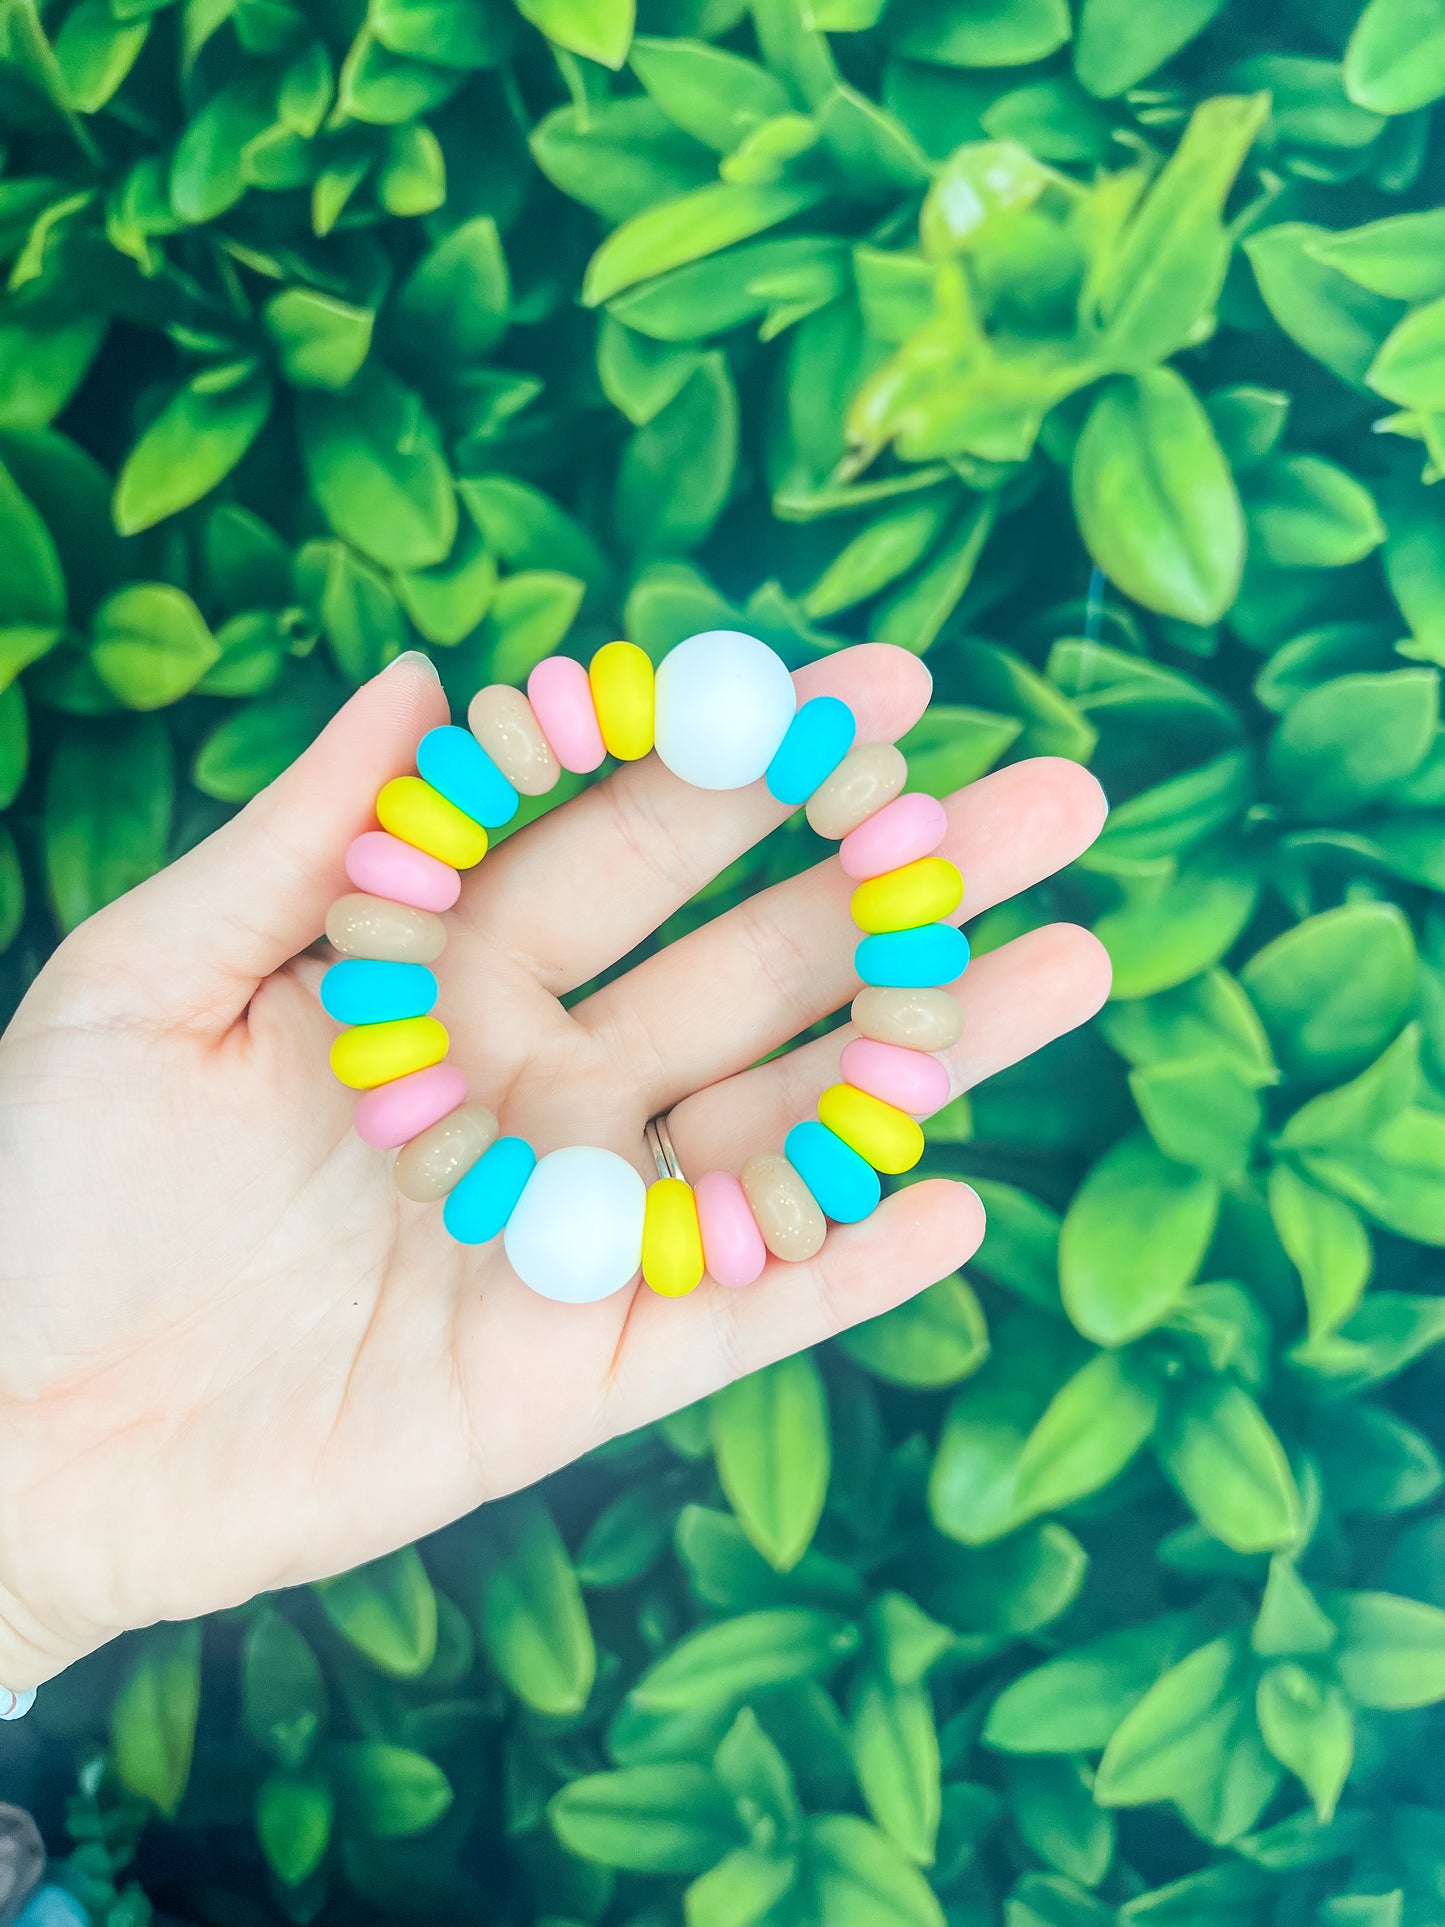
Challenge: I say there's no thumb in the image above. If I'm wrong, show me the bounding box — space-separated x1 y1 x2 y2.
51 652 450 1031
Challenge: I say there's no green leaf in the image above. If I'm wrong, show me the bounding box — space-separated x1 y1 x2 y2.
839 1274 990 1388
530 96 715 224
1344 0 1445 113
0 458 64 631
255 1769 333 1886
1073 0 1223 97
1244 457 1386 570
110 1623 202 1818
1268 1165 1372 1342
851 1674 940 1866
327 1742 452 1837
1299 1105 1445 1244
1277 1023 1420 1153
673 1504 864 1614
45 714 173 929
615 353 738 557
1255 1666 1351 1824
582 180 824 308
1006 1756 1114 1887
314 1548 438 1678
631 1609 859 1714
1072 371 1244 626
1309 211 1445 303
803 1812 945 1927
802 496 951 620
298 367 455 573
575 1478 680 1588
394 524 497 646
1095 1636 1281 1845
113 374 271 536
242 1609 327 1769
891 0 1070 69
549 1765 742 1871
1130 1055 1263 1176
0 683 26 814
1241 902 1416 1081
318 541 406 684
1155 1380 1302 1554
372 0 508 65
192 690 335 803
984 1615 1195 1754
1314 1401 1442 1515
52 0 147 109
515 0 633 67
468 1493 596 1717
1060 1132 1220 1347
866 1593 952 1689
1269 670 1436 816
1014 1350 1163 1515
710 1353 830 1573
1332 1589 1445 1708
714 1704 802 1839
394 217 509 365
630 34 788 150
684 1847 796 1927
1245 223 1402 386
90 583 219 710
1092 94 1268 367
929 1312 1085 1544
263 287 373 392
1251 1555 1339 1658
1369 294 1445 411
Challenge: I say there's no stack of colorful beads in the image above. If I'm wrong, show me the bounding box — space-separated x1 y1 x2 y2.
321 630 967 1304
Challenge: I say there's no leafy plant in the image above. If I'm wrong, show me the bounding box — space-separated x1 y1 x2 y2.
9 0 1445 1921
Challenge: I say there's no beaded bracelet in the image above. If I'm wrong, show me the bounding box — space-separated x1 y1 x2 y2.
321 632 968 1304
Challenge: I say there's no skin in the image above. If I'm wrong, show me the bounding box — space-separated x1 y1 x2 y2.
0 645 1110 1689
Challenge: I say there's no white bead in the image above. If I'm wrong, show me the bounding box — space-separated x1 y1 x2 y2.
504 1146 646 1303
654 630 797 791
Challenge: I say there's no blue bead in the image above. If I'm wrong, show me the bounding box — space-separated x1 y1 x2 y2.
785 1120 881 1225
766 696 857 806
417 724 518 830
320 959 437 1025
17 1890 90 1927
856 924 970 988
444 1137 537 1245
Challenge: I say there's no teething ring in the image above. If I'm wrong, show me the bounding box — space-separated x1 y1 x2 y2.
320 631 968 1305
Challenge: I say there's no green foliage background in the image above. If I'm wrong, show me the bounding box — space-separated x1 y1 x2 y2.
7 0 1445 1920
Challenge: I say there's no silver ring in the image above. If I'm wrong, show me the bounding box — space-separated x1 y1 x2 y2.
644 1113 686 1184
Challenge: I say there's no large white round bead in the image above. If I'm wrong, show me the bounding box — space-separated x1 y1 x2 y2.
654 630 797 791
504 1146 646 1304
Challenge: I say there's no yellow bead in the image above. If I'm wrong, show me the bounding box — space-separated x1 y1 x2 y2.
590 640 655 761
377 776 488 870
851 856 964 936
330 1016 449 1090
642 1177 705 1297
817 1083 925 1175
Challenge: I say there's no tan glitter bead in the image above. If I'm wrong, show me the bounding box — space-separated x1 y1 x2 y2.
740 1152 826 1263
805 741 908 840
852 986 963 1051
326 892 447 964
394 1103 500 1203
468 685 559 796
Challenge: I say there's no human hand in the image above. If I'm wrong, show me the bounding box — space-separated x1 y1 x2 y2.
0 644 1108 1689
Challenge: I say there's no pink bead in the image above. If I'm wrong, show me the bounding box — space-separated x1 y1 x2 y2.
354 1063 467 1149
839 793 948 880
840 1037 951 1117
528 656 606 774
695 1171 769 1288
345 831 461 912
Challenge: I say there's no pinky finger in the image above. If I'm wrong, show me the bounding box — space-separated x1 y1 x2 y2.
603 1178 984 1431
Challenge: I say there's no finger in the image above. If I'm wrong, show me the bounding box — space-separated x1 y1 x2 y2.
45 655 448 1033
585 757 1108 1109
604 1179 984 1430
452 644 932 995
667 921 1113 1172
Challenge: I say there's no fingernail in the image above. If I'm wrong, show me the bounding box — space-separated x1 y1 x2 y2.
387 649 441 683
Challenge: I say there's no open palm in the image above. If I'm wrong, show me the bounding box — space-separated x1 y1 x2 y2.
0 645 1108 1691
